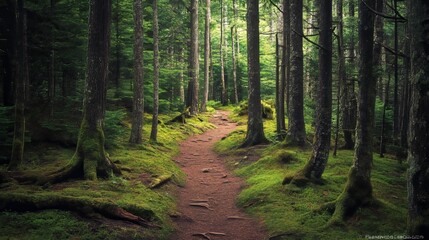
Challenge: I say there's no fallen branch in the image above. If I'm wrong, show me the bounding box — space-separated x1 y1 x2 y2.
148 174 172 189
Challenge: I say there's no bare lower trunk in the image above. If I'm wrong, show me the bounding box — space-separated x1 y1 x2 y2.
241 0 268 148
407 0 429 236
201 0 211 112
188 0 199 115
9 0 27 171
286 0 306 146
130 0 144 144
150 0 159 142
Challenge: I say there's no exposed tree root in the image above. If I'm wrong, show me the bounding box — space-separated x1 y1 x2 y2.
192 232 226 240
0 192 159 228
0 155 121 186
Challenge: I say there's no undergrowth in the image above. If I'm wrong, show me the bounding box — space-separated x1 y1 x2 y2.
214 110 407 240
0 109 215 240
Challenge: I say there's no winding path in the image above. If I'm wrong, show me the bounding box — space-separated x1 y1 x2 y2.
171 110 266 240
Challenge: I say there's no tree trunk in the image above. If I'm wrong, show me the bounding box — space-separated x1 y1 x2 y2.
343 0 356 150
334 0 345 157
201 0 211 112
188 0 199 115
282 0 290 118
241 0 268 148
393 0 399 143
114 0 121 97
379 73 390 157
284 0 332 185
330 0 376 223
275 33 285 140
220 0 227 106
231 26 238 105
3 1 16 107
130 0 144 144
179 47 185 105
407 0 429 236
374 0 384 100
150 0 159 142
285 0 306 146
48 0 55 117
9 0 27 171
231 0 239 105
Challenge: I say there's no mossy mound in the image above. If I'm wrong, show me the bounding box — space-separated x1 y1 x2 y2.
235 100 274 120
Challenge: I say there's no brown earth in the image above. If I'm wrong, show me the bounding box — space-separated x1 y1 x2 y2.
170 110 267 240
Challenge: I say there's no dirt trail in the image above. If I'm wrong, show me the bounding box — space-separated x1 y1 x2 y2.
171 110 266 240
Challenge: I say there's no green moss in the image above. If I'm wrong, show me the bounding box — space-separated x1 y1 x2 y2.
0 109 216 240
214 111 408 239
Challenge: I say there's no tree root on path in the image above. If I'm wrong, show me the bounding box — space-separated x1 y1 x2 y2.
188 202 214 211
0 192 160 228
192 232 226 239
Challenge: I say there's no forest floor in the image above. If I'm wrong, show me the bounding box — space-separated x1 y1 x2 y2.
171 110 267 240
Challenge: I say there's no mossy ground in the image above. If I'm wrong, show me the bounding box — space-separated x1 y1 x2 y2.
0 109 215 240
214 111 407 240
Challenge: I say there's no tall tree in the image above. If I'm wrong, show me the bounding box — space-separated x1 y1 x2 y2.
8 0 27 170
113 0 121 97
150 0 159 142
36 0 120 182
282 0 291 118
200 0 211 112
342 0 357 150
241 0 268 148
130 0 144 144
407 0 429 236
334 0 345 156
283 0 332 185
231 0 239 104
286 0 306 146
219 0 227 106
329 0 376 222
188 0 199 115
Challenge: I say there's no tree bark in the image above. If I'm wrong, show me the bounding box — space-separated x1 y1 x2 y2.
114 0 121 97
8 0 27 171
231 0 239 105
284 0 332 185
188 0 199 115
342 0 356 150
334 0 345 157
282 0 290 118
241 0 268 148
150 0 159 142
330 0 376 223
285 0 306 146
374 0 384 100
130 0 144 144
200 0 211 112
407 0 429 236
275 33 285 140
220 0 227 106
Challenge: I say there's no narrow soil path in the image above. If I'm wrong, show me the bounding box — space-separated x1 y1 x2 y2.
171 110 267 240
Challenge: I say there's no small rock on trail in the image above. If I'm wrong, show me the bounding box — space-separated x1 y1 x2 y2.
171 110 266 240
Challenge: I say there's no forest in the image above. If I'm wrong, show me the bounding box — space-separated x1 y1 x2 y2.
0 0 428 239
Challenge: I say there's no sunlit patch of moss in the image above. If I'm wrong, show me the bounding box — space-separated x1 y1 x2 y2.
215 111 408 239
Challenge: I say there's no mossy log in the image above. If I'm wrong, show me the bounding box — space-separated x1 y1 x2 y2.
148 174 172 189
168 108 192 124
0 193 159 228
